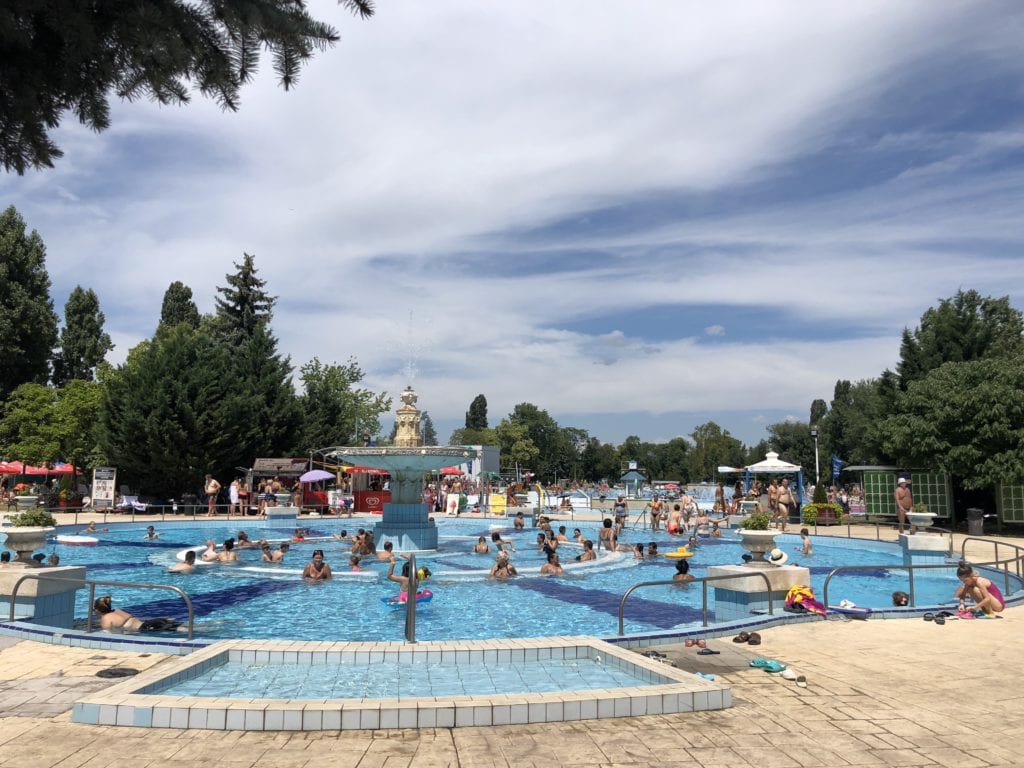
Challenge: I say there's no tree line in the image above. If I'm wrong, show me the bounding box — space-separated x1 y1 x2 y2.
0 206 390 498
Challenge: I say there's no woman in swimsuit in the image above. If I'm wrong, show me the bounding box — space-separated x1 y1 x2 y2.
955 563 1004 617
302 549 332 581
490 552 518 579
473 536 490 554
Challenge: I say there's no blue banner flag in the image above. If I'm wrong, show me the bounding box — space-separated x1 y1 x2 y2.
831 455 844 482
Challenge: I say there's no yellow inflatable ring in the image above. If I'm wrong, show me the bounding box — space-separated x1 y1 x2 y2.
664 547 693 559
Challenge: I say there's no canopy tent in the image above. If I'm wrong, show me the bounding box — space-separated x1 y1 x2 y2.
0 461 23 474
743 451 804 502
0 461 76 475
439 466 464 476
343 466 388 475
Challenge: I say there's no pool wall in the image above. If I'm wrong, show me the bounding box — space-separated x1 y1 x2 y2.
71 636 730 730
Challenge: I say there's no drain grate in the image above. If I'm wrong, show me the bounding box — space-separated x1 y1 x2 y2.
96 667 139 679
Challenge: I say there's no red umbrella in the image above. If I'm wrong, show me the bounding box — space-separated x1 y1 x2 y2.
440 466 464 476
25 462 76 475
0 461 24 474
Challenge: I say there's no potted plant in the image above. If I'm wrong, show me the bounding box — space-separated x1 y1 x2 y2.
907 502 936 533
3 508 58 565
737 509 777 561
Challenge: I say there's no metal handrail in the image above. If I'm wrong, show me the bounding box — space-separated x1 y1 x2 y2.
618 570 775 636
822 545 1024 609
811 516 954 552
958 536 1024 598
7 574 195 640
405 553 418 644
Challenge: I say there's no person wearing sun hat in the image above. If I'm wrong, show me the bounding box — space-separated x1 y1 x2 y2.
765 548 789 566
895 477 913 534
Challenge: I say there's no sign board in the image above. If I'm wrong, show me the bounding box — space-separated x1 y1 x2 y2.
92 467 117 509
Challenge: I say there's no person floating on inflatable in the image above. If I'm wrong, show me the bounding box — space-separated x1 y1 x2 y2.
385 554 433 606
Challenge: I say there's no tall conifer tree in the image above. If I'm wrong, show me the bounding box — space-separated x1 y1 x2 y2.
52 286 113 385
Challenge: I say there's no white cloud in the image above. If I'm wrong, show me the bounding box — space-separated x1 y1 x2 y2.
2 1 1022 446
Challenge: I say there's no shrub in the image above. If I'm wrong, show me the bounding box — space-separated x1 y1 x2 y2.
742 510 772 530
812 482 828 504
801 502 844 526
10 509 57 527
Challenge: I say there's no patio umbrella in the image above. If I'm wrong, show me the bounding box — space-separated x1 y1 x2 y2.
0 461 24 474
300 469 335 483
439 466 464 476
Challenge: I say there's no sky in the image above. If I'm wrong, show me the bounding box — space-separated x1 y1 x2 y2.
3 1 1024 448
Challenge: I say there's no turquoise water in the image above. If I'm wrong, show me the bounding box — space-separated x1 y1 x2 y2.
37 517 988 641
153 656 648 699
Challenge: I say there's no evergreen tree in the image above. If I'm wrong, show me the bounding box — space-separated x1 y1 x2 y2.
465 394 489 429
214 253 275 342
1 0 373 173
420 411 438 446
233 322 302 461
52 286 113 386
0 206 59 399
158 281 201 333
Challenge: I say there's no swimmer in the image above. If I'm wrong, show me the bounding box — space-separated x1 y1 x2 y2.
648 542 659 557
387 554 431 598
349 555 362 572
93 595 183 633
83 521 97 533
598 518 617 551
235 531 256 549
891 591 909 607
302 549 332 581
260 541 274 562
48 553 60 567
710 521 721 538
200 539 219 562
673 559 694 583
490 551 518 579
217 538 238 563
556 526 569 543
513 511 525 530
955 563 1005 617
491 531 515 553
576 540 596 562
797 528 813 555
143 525 161 540
634 542 645 560
474 536 490 554
169 550 196 573
687 535 699 550
292 528 306 543
573 528 585 544
271 542 289 562
333 529 350 541
540 550 563 576
377 541 395 561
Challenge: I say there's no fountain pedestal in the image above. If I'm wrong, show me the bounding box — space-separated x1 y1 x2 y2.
708 563 811 621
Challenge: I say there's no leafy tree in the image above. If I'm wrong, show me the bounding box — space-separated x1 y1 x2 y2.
504 403 580 481
448 426 498 447
653 437 690 483
765 420 815 478
0 379 103 469
579 438 620 482
0 206 59 399
214 253 275 342
100 323 243 497
298 357 390 451
1 0 373 174
52 286 113 385
420 411 438 446
465 395 488 429
158 281 201 333
809 398 828 427
495 419 539 477
745 438 770 465
879 358 1024 489
895 290 1024 389
820 379 886 465
685 421 745 483
51 378 105 471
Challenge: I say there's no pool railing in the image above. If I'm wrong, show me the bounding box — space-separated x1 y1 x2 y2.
618 570 775 636
8 574 196 640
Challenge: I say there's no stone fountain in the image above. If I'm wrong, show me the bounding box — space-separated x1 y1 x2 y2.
329 386 477 551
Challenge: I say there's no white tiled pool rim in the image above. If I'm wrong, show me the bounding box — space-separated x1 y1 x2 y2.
72 636 731 730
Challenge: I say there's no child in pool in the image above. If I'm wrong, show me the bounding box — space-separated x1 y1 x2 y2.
797 528 813 555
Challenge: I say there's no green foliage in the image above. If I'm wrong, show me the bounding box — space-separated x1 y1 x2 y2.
812 482 828 504
0 380 104 469
742 510 772 530
449 426 498 448
765 421 815 474
1 0 373 173
52 286 113 386
896 290 1023 389
214 253 275 342
0 206 59 399
686 422 745 482
298 357 390 450
465 395 489 430
809 399 828 426
495 419 539 474
158 281 201 333
579 438 621 482
420 412 438 446
801 502 844 525
820 379 886 465
878 357 1024 490
10 508 57 527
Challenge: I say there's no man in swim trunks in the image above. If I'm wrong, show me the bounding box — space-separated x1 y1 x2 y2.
204 474 221 516
894 477 913 534
169 550 196 573
200 539 219 562
93 595 183 632
648 494 664 530
775 478 794 532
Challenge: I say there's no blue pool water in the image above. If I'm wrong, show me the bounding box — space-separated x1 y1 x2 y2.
38 517 988 642
154 656 646 699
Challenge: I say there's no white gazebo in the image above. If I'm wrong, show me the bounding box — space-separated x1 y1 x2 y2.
744 451 804 500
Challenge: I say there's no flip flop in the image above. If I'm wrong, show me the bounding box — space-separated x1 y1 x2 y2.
694 672 716 681
923 613 934 621
934 616 946 625
747 633 762 645
957 610 976 620
780 668 797 680
697 648 720 655
795 675 807 688
976 613 1003 620
685 639 697 647
732 632 750 643
763 660 788 674
749 657 770 669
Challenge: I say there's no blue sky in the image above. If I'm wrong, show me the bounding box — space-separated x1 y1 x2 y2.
3 1 1024 448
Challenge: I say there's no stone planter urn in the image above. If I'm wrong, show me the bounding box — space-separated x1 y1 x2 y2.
906 510 937 533
736 529 779 562
13 495 38 510
2 526 56 564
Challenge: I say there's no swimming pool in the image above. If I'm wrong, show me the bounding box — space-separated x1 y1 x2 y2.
39 516 990 642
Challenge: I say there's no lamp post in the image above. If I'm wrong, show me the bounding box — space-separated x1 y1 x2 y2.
810 428 820 486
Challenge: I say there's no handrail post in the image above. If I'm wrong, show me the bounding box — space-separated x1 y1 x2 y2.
87 581 96 633
701 581 709 627
405 553 418 643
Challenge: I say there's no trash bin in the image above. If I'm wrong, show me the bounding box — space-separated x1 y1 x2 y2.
967 507 985 536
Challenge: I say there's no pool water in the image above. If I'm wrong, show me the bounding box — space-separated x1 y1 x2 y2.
154 656 646 699
42 517 982 642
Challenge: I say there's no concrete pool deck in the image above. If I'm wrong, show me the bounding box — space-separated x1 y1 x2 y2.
0 605 1020 767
